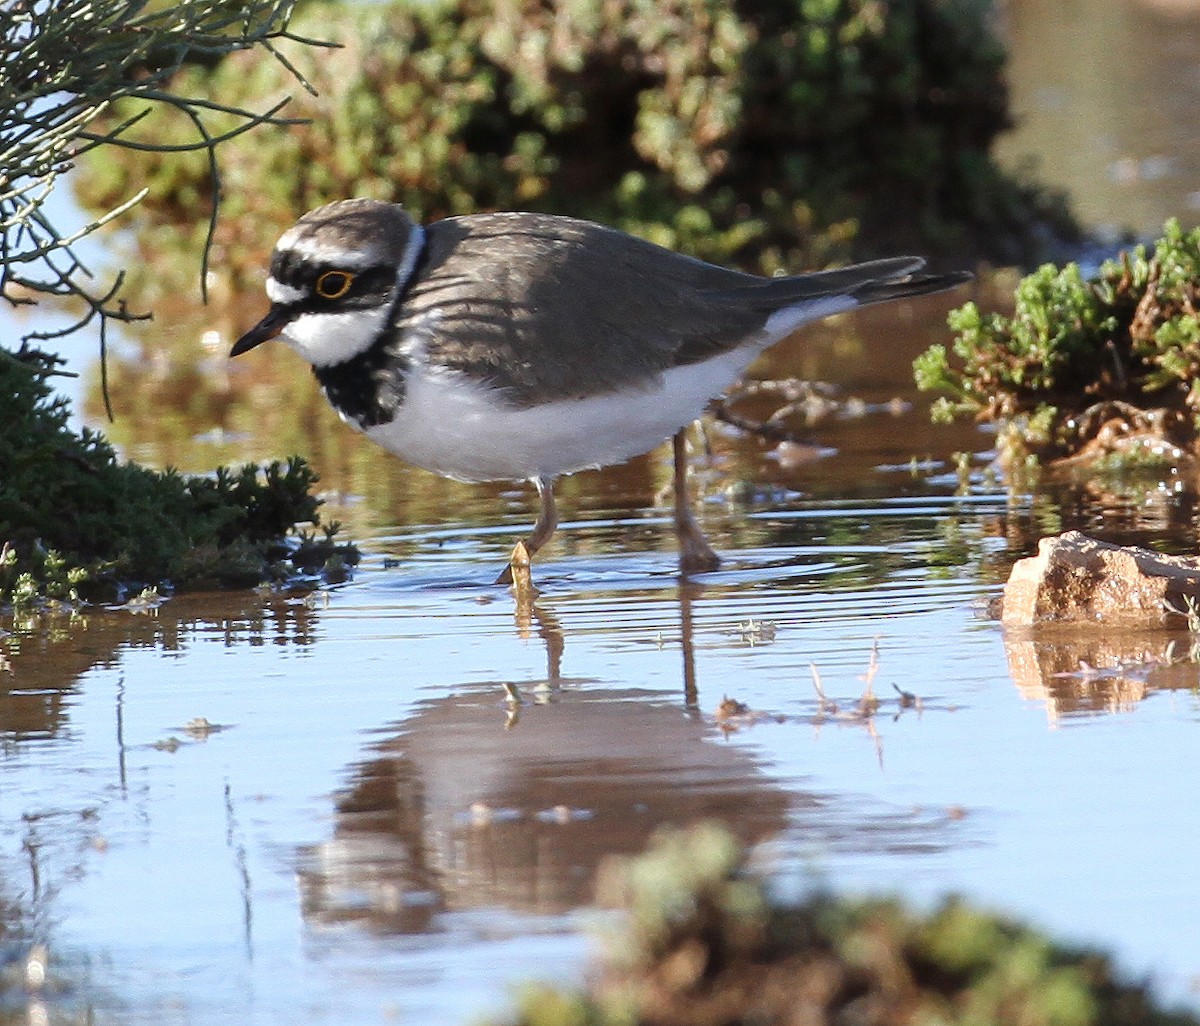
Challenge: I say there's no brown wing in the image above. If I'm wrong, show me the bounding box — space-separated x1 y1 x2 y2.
397 214 768 405
401 213 964 407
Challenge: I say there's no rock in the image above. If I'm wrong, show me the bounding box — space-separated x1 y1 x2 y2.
1002 530 1200 628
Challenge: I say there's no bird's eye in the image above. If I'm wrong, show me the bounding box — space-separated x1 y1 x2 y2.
315 270 354 300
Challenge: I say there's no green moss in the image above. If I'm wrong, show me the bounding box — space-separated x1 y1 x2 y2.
0 347 356 605
916 219 1200 466
490 825 1200 1026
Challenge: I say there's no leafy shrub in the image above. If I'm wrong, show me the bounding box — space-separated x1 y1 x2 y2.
0 347 355 604
74 0 1073 298
492 824 1199 1026
915 219 1200 465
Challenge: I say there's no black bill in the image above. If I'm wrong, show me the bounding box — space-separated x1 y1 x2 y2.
230 306 293 357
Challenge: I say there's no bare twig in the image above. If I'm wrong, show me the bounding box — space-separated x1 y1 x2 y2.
1 0 332 384
856 637 882 717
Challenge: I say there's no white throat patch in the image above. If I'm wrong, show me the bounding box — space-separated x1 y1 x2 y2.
282 306 392 367
277 224 426 368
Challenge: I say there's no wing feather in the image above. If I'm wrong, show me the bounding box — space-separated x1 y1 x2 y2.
396 215 967 408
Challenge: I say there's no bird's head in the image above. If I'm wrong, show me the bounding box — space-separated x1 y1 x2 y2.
231 198 423 367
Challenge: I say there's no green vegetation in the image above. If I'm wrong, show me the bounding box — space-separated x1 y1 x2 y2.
492 824 1199 1026
75 0 1073 295
0 1 348 603
916 219 1200 469
0 348 355 607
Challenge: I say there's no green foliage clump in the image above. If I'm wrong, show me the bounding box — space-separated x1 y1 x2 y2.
493 824 1199 1026
75 0 1072 295
0 347 355 606
916 219 1200 465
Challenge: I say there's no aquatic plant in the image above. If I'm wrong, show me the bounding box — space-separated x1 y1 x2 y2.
74 0 1074 295
493 823 1200 1026
915 219 1200 469
0 347 355 606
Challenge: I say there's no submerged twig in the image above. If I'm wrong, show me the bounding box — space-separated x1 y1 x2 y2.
856 637 882 718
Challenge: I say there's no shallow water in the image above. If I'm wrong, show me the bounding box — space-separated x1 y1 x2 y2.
6 485 1200 1023
7 1 1200 1018
996 0 1200 242
7 287 1200 1022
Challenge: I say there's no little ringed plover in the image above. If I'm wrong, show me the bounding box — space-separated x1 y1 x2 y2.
231 199 970 581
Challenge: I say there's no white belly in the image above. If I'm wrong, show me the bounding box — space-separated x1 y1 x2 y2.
357 293 858 482
359 343 760 482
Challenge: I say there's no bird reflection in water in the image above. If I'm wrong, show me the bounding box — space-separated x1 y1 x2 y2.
296 583 790 933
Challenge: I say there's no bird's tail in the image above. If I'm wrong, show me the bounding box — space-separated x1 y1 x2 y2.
704 257 972 311
852 265 974 307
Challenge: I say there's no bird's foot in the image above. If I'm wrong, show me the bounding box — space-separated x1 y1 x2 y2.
677 520 721 575
679 542 722 575
496 540 539 602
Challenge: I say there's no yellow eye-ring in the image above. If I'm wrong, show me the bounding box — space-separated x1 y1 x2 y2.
315 270 354 300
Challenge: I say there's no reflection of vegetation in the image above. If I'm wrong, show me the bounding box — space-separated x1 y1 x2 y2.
0 348 354 604
0 592 325 1023
2 588 324 742
915 221 1200 472
495 824 1200 1026
76 0 1072 287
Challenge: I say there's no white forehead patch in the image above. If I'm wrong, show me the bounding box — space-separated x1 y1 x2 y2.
265 277 307 305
